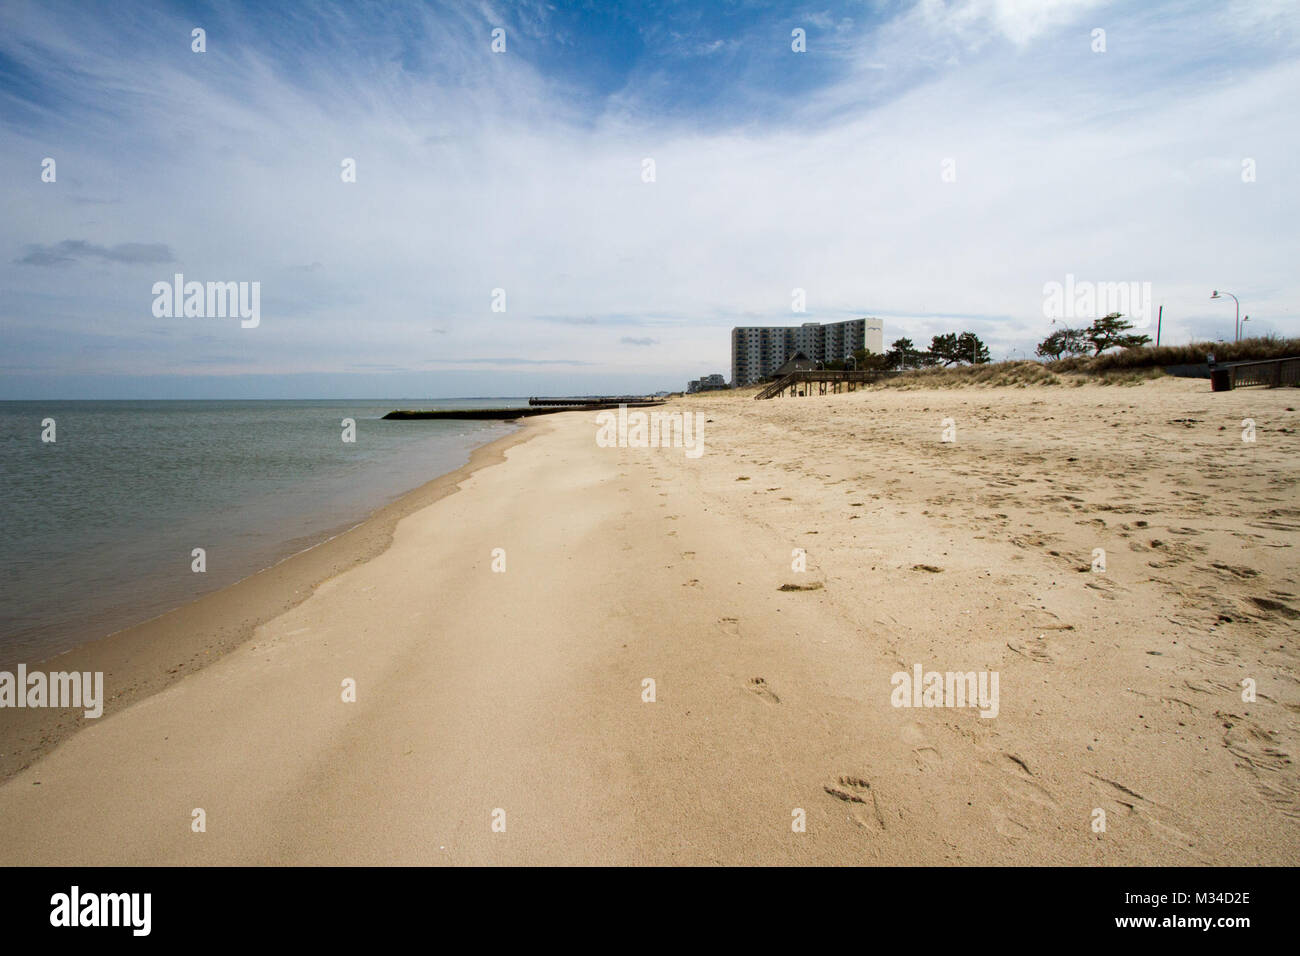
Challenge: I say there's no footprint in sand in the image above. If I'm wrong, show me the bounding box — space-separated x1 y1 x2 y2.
1007 635 1053 664
1210 562 1259 579
823 775 886 831
1086 773 1203 856
997 755 1057 809
1247 596 1300 621
1184 677 1235 697
717 617 741 637
1084 578 1118 599
913 746 941 771
1222 719 1300 821
989 805 1031 837
746 677 780 704
899 722 942 772
983 752 1058 838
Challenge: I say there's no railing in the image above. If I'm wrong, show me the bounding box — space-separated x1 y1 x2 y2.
1216 356 1300 389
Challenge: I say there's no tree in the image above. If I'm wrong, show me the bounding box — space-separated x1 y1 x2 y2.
956 331 991 365
915 348 942 367
885 337 922 370
929 332 989 365
1085 313 1151 355
928 333 960 365
1035 326 1089 360
852 347 889 371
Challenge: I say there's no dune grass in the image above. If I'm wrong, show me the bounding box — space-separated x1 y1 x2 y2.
865 336 1299 390
1049 335 1300 373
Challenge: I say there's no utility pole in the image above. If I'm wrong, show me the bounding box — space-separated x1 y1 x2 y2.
1155 305 1162 347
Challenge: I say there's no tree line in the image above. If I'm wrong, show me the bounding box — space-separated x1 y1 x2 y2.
822 332 992 371
818 314 1151 371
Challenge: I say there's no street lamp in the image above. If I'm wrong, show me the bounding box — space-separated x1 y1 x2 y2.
1241 315 1250 337
1211 290 1241 342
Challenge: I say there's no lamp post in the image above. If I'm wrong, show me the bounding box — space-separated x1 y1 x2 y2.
1241 315 1250 337
1211 290 1241 342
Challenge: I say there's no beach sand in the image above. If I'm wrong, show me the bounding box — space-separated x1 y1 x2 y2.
1 376 1297 864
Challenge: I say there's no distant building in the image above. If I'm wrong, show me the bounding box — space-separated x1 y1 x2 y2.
730 318 883 386
688 373 728 393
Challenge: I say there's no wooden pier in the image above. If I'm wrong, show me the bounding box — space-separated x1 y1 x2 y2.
384 398 666 420
755 370 890 400
527 396 664 407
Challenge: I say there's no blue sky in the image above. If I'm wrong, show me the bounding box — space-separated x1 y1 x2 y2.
1 0 1297 398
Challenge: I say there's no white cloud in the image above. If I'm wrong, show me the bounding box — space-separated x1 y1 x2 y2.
919 0 1107 48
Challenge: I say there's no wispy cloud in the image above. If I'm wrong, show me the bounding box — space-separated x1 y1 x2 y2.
0 0 1296 397
16 239 174 266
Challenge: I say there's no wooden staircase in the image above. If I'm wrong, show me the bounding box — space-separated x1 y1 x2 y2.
754 372 800 400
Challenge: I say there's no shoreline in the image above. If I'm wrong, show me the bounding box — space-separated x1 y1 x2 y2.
0 418 540 783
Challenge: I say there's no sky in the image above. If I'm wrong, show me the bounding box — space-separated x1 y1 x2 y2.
1 0 1297 399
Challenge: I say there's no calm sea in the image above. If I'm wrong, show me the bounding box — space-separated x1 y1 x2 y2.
0 400 524 664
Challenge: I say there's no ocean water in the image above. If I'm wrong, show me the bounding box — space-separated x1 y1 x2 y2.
0 400 524 664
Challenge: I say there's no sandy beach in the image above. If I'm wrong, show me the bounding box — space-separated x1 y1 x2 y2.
1 376 1297 865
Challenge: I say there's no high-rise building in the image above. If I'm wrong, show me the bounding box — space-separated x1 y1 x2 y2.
730 318 883 386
